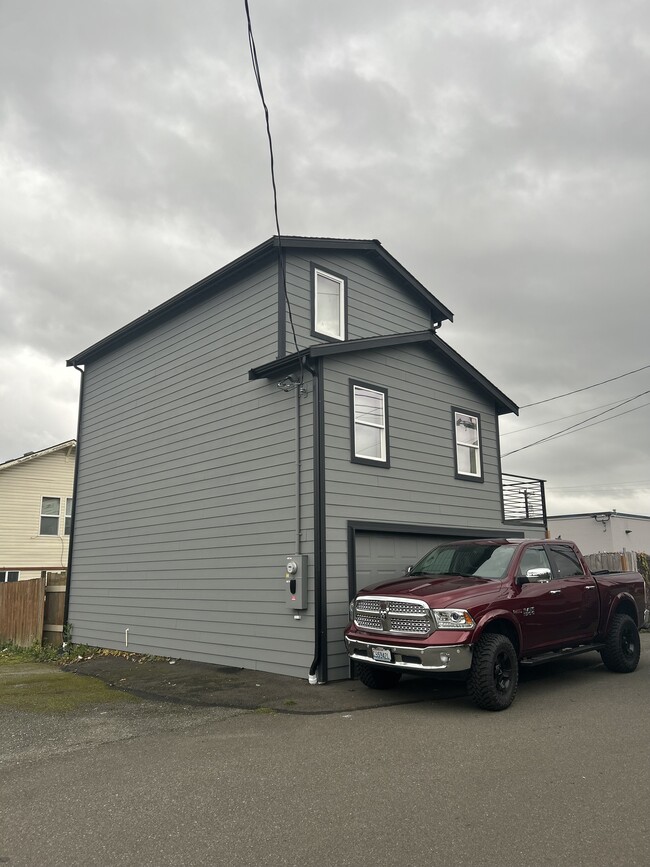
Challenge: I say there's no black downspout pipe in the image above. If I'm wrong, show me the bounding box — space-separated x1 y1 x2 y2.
63 364 85 632
309 357 327 683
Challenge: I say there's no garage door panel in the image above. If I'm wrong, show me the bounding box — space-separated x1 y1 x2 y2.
355 532 458 592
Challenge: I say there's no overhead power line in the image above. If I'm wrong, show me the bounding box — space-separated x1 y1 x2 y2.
500 397 624 437
520 362 650 409
244 0 301 358
502 389 650 458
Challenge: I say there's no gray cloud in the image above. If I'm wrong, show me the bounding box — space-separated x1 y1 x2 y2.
1 0 649 513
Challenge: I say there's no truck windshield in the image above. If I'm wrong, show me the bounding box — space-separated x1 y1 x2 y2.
410 543 517 580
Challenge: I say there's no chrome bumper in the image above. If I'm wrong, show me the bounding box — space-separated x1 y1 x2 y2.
345 636 473 672
643 608 650 629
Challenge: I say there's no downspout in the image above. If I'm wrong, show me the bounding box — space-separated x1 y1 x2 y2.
63 364 85 633
308 357 327 683
295 383 301 552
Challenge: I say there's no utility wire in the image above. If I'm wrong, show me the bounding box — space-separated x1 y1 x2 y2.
244 0 301 360
500 397 624 437
520 361 650 409
502 389 650 458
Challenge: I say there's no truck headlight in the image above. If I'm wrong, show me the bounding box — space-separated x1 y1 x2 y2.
431 609 476 629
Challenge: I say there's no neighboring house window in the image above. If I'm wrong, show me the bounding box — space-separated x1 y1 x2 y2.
453 409 483 481
350 381 390 467
1 571 19 583
40 496 61 535
312 265 347 341
64 498 73 536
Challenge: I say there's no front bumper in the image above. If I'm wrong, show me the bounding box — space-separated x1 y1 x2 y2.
643 608 650 629
344 636 473 672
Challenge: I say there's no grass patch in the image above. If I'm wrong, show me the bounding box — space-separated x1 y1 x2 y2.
0 665 138 713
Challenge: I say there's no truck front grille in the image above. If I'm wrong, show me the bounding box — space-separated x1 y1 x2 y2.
353 596 432 636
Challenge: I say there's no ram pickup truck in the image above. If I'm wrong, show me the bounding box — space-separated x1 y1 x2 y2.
344 538 649 710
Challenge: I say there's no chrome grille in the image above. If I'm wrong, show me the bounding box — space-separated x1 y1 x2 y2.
353 596 432 636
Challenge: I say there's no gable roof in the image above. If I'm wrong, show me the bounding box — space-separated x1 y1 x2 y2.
66 236 454 367
0 440 76 473
249 331 518 416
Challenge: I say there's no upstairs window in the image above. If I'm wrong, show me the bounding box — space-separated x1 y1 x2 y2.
40 496 61 535
350 381 389 467
64 498 73 536
453 409 483 481
312 266 346 341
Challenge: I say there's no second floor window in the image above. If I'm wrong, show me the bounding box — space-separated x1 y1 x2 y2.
453 410 483 481
351 382 389 467
40 497 61 535
64 498 73 535
312 266 346 341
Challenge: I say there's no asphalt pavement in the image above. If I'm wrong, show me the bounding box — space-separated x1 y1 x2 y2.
1 634 649 867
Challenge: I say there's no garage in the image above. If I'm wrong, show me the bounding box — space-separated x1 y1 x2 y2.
349 522 522 598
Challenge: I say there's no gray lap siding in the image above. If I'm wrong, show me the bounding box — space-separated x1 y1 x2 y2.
321 345 510 680
69 263 318 678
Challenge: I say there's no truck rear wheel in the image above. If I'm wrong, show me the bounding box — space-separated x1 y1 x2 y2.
600 613 640 673
356 663 402 690
468 633 518 711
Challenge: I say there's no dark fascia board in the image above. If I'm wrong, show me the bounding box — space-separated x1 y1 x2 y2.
67 236 453 367
250 330 518 416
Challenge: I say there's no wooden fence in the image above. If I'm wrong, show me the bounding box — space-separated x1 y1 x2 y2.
583 551 638 573
0 572 67 648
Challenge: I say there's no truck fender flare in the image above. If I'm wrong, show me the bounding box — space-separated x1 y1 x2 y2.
473 609 523 653
605 591 639 630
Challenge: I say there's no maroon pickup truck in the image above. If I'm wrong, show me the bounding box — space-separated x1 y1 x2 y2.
344 538 649 710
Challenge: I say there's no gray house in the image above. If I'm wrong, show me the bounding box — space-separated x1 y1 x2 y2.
66 236 546 681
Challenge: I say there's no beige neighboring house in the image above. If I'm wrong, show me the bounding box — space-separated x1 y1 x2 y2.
0 440 76 582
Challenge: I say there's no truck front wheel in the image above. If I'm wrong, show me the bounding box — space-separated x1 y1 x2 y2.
356 663 402 690
600 613 640 673
468 633 519 711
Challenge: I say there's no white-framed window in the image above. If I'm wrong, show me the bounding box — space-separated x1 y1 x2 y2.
453 409 483 480
64 497 73 536
40 496 61 536
1 571 19 583
312 266 346 341
351 381 389 467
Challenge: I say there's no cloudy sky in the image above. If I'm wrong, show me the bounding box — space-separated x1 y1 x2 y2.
1 0 649 514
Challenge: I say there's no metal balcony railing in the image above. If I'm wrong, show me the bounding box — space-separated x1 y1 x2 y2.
502 474 547 527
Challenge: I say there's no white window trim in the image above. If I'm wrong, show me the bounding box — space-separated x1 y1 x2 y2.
40 495 62 536
454 410 482 479
314 267 345 341
353 384 388 464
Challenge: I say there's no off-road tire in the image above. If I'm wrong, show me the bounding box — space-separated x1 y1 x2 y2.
356 662 403 690
468 633 519 711
600 613 640 673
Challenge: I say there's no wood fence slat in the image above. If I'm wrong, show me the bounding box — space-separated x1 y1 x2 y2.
0 578 46 647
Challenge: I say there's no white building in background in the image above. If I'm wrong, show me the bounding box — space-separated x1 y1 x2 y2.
547 511 650 555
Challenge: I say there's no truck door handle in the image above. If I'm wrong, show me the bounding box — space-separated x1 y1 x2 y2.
549 589 562 595
585 585 596 590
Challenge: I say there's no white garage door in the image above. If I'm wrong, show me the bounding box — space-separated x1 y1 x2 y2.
354 532 460 592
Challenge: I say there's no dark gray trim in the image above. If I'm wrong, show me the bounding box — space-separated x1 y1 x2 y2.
63 366 85 628
496 414 506 523
309 357 328 683
452 407 485 483
250 331 518 416
67 236 452 367
310 262 348 343
349 379 390 468
277 249 286 358
346 520 525 601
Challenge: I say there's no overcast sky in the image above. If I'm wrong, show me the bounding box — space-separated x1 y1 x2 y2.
1 0 649 515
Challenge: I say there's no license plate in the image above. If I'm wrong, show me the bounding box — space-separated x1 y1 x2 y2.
371 647 392 663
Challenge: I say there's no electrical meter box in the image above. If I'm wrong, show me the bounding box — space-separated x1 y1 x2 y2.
285 554 307 609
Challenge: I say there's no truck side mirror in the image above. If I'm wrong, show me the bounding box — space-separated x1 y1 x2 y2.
406 565 414 574
526 567 552 583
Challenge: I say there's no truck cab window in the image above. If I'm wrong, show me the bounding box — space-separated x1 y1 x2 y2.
549 546 584 579
517 547 552 577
